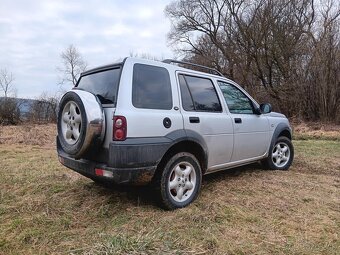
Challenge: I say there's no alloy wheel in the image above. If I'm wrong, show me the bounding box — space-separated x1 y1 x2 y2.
272 142 290 168
168 162 197 202
61 101 82 145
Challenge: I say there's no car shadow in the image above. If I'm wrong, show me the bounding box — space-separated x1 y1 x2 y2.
84 162 265 208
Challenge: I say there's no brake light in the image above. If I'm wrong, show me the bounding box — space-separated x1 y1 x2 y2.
113 116 127 141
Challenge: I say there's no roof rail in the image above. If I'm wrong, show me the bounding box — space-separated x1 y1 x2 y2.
162 59 223 77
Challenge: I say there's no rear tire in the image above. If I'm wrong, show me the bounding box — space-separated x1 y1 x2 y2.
262 136 294 170
154 152 202 210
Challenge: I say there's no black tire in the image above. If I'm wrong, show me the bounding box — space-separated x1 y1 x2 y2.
154 152 202 210
57 92 87 158
262 136 294 170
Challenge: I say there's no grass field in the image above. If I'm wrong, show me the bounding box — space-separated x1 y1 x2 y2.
0 125 339 254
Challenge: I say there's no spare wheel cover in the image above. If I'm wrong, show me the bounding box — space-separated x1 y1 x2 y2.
57 90 105 158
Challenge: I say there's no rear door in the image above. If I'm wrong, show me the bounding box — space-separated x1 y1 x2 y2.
177 73 234 169
217 81 270 162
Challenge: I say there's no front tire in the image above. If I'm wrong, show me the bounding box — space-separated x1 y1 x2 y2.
155 152 202 210
263 136 294 170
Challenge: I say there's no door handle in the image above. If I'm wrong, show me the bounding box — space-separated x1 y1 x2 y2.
234 118 242 124
189 117 200 123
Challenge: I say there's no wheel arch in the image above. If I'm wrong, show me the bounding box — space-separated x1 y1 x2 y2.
269 123 292 153
278 129 292 140
155 132 208 180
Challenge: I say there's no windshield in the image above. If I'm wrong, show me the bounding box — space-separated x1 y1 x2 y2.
76 67 121 105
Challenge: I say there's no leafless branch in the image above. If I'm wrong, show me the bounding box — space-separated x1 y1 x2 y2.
0 69 14 97
58 44 87 87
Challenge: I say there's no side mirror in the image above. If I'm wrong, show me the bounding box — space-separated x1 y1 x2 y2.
260 103 272 114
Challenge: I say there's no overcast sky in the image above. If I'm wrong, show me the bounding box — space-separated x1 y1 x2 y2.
0 0 174 98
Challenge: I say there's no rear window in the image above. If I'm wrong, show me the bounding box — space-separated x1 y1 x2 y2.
76 68 121 104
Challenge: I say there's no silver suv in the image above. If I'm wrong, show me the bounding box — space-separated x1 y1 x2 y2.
57 57 294 209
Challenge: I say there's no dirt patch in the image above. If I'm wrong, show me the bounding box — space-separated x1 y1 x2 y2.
0 124 56 147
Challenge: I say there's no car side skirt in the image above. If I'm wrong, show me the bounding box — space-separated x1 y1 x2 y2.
206 153 268 174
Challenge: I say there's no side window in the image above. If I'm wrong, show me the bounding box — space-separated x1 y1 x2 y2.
218 81 254 114
179 74 222 112
132 64 172 110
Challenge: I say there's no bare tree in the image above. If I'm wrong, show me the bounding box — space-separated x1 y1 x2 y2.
165 0 340 123
58 44 87 87
0 97 20 125
0 99 20 125
0 69 14 97
301 0 340 122
28 92 60 123
0 69 20 125
129 51 163 61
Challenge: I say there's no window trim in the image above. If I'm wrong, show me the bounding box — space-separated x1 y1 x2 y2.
217 80 258 115
177 73 223 113
178 74 195 112
132 63 173 110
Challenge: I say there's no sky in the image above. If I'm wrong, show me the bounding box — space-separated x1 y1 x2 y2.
0 0 174 98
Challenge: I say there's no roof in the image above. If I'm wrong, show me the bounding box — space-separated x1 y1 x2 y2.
80 57 227 81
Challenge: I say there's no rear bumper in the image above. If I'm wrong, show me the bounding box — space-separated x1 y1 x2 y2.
56 136 171 185
58 150 156 185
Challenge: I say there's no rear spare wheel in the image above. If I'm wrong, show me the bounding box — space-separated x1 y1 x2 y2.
57 90 105 159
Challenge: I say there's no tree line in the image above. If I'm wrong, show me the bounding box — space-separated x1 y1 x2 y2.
1 1 339 124
166 0 340 123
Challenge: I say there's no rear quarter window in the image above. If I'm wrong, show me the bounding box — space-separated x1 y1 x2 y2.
132 64 172 110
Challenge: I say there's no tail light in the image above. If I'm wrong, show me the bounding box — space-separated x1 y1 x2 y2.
95 168 113 178
113 116 127 141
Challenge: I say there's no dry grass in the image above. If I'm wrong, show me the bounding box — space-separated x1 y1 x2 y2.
0 124 339 254
292 122 340 141
0 124 56 147
0 122 338 146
